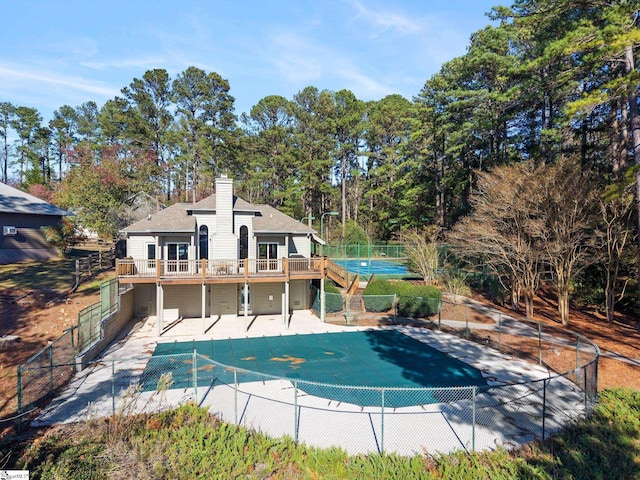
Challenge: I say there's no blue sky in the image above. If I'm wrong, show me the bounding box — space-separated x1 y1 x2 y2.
1 0 499 123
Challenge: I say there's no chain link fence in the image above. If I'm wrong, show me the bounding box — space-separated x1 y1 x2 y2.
17 327 77 429
31 317 598 456
15 278 123 430
77 278 120 353
324 243 406 259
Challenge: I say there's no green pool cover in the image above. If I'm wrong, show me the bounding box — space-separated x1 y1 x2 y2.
145 330 488 407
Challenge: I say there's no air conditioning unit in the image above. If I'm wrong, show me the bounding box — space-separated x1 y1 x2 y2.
3 226 17 236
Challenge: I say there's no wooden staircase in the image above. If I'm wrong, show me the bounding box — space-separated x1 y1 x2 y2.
326 259 351 288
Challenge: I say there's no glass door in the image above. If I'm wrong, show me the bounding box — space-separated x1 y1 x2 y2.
168 242 189 272
258 242 278 271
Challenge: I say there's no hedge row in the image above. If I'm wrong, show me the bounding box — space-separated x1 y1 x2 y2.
312 282 344 313
362 280 442 318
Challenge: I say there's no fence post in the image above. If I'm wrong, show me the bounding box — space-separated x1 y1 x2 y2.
498 313 502 351
465 305 469 338
538 323 543 366
584 367 589 409
49 344 54 393
472 386 476 452
294 381 299 443
111 360 116 415
234 369 238 424
192 351 198 403
438 302 441 330
380 388 385 454
70 326 77 373
575 335 580 377
75 259 80 290
393 294 397 322
542 378 547 440
17 365 23 431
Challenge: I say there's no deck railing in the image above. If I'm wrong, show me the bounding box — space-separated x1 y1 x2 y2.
116 257 325 281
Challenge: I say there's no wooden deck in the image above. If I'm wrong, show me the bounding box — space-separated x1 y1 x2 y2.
116 257 328 285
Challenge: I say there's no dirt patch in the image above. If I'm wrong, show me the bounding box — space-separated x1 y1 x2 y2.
0 274 111 435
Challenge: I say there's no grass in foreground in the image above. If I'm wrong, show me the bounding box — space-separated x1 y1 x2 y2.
2 388 639 479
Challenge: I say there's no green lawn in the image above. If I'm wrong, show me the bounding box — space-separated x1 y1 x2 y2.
0 246 111 293
3 388 638 479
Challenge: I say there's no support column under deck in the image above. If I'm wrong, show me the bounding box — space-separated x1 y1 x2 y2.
283 281 290 328
244 282 249 328
201 283 206 333
320 277 326 323
156 283 164 336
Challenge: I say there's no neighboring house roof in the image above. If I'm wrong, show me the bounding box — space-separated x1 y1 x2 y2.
121 203 195 233
252 205 315 234
0 182 70 216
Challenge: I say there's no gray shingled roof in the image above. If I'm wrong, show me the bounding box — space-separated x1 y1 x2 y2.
120 194 316 235
0 182 71 216
121 203 195 233
252 205 315 234
191 195 260 212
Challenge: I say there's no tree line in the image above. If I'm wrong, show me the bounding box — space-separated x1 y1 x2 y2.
0 0 638 323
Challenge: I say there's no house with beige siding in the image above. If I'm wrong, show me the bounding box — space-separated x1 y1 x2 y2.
116 175 332 334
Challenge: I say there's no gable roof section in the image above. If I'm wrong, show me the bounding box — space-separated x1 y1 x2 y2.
121 203 195 233
252 205 315 234
191 195 261 213
120 195 316 235
0 182 70 216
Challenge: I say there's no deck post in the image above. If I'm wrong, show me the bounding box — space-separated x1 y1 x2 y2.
284 281 290 328
156 283 163 336
244 282 249 324
201 283 206 333
320 277 326 322
282 283 286 325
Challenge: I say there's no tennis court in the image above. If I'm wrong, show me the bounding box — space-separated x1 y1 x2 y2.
146 330 487 407
333 258 414 278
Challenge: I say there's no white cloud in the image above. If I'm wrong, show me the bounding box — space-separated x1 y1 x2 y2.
0 64 119 98
268 32 325 83
347 0 422 34
335 67 395 99
80 56 168 71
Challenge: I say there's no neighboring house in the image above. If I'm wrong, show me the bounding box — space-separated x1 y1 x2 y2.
117 175 330 333
0 182 71 264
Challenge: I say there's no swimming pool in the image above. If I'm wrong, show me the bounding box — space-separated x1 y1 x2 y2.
147 330 487 407
333 258 413 277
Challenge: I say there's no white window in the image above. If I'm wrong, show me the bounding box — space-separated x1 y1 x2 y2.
146 243 156 269
3 226 17 236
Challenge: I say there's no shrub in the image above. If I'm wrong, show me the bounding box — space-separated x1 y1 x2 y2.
362 280 442 317
362 295 395 312
325 292 344 312
312 282 344 313
362 279 393 295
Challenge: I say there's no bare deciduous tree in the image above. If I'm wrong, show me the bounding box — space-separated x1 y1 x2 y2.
449 162 543 319
403 226 440 285
537 158 598 326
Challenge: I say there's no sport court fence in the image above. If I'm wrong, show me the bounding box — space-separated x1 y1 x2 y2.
324 243 406 259
27 307 598 455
